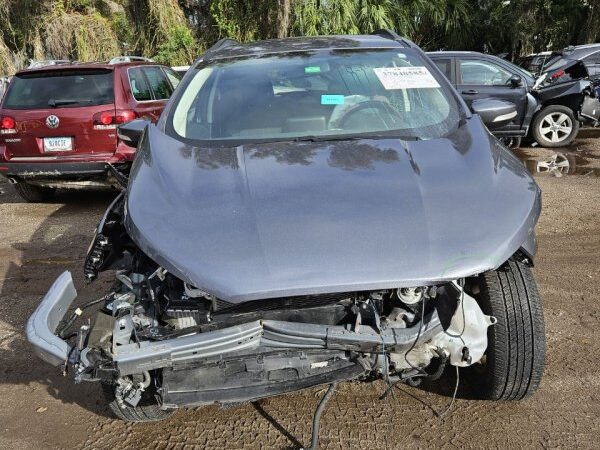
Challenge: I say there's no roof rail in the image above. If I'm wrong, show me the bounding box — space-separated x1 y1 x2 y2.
27 60 71 69
209 38 240 52
196 38 241 63
371 29 416 49
109 56 154 64
371 29 402 41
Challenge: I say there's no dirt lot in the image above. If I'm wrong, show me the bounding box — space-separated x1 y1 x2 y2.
1 136 599 449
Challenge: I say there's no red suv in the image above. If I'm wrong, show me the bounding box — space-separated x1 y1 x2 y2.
0 61 180 201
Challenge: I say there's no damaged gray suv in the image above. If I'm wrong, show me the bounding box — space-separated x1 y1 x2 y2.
27 32 545 428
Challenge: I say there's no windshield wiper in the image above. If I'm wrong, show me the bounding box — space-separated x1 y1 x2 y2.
293 133 421 143
47 99 92 107
293 135 363 142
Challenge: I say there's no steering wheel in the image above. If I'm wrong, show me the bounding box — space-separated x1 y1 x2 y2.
334 99 402 130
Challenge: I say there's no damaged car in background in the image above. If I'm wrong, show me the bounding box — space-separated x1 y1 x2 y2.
428 50 600 148
27 33 546 438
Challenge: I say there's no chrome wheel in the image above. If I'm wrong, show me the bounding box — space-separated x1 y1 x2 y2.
536 153 570 177
538 112 573 144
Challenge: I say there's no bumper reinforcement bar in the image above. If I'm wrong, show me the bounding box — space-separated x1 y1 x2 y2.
27 271 443 376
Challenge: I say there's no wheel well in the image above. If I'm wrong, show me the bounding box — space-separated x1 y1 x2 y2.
538 95 581 116
510 249 534 267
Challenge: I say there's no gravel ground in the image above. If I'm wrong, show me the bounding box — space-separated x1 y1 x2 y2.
0 136 599 449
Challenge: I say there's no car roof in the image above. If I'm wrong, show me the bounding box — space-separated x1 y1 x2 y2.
14 61 163 76
562 43 600 60
206 35 409 60
427 51 486 57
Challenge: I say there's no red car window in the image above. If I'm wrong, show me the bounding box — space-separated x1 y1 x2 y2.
128 67 152 101
143 67 174 100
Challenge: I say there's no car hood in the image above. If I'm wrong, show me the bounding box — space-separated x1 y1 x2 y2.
125 119 540 303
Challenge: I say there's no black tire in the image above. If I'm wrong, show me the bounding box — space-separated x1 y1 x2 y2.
531 105 579 148
499 136 521 149
13 182 56 202
102 383 175 422
472 260 545 400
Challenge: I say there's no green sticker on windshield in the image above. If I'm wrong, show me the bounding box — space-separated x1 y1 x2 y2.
321 94 344 105
305 66 321 73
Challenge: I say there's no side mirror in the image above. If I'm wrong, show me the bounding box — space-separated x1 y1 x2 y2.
471 98 517 129
508 74 522 87
117 119 151 148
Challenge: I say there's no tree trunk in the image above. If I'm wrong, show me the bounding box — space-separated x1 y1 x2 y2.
277 0 291 38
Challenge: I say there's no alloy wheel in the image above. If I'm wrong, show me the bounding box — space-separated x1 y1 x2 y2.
536 153 570 177
538 112 573 144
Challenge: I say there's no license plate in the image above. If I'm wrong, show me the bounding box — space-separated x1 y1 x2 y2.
43 137 73 152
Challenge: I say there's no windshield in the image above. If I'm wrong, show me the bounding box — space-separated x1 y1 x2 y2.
2 69 114 110
168 49 461 143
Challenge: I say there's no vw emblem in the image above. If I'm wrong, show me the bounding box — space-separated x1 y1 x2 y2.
46 115 60 129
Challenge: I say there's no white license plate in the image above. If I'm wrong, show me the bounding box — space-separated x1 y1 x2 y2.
43 137 73 152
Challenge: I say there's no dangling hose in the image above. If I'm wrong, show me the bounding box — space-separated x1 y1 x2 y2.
56 293 114 338
304 383 338 450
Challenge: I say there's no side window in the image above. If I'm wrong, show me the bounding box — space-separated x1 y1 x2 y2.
163 68 181 89
143 66 173 100
128 68 152 101
433 58 453 81
459 59 513 86
584 51 600 64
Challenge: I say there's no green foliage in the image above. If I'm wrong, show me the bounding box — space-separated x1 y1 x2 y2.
154 24 197 65
209 0 277 42
110 12 134 49
43 9 120 61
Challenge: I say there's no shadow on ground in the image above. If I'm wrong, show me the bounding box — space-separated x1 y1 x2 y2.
0 185 118 418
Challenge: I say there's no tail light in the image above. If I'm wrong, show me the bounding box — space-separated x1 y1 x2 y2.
93 110 137 129
549 69 565 81
116 110 136 124
0 116 16 134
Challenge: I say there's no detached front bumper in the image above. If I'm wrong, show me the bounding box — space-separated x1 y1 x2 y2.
26 271 76 366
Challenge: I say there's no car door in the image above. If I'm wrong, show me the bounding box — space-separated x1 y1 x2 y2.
431 57 455 84
456 57 528 131
127 66 179 122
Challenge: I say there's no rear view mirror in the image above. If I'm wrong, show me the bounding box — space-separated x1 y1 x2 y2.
471 98 517 130
117 119 151 148
508 74 522 87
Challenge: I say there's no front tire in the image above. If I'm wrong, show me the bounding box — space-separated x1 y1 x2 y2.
499 136 521 149
13 182 56 202
472 260 546 400
102 383 175 422
532 105 579 147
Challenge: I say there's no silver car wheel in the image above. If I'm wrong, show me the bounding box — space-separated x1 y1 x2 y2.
536 153 570 177
538 112 573 144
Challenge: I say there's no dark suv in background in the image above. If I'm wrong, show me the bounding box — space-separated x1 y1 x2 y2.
0 61 180 201
428 51 600 148
545 44 600 81
518 52 552 76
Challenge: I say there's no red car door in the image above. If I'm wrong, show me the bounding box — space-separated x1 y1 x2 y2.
123 66 180 122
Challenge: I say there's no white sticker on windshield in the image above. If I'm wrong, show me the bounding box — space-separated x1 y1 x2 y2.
373 66 440 89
